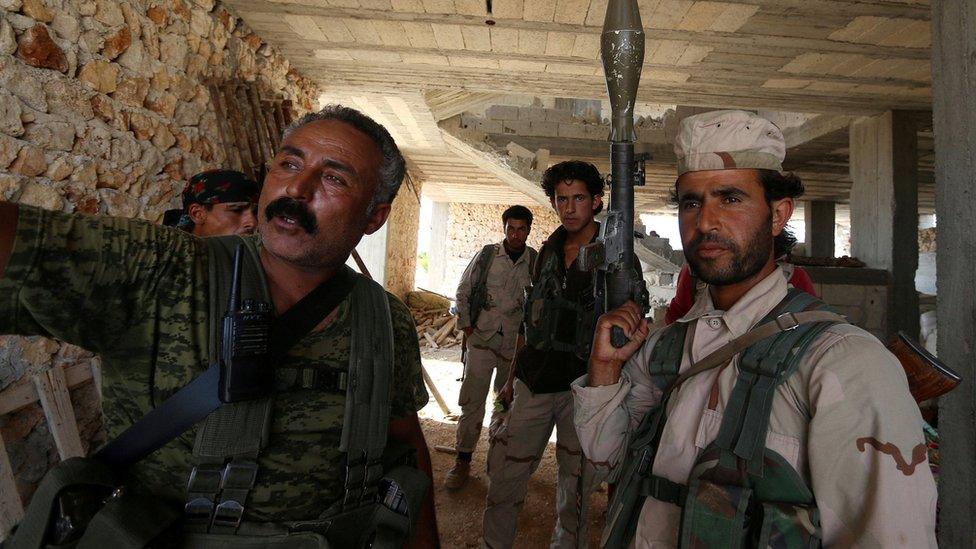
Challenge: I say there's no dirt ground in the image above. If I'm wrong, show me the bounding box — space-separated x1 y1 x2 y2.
419 348 607 548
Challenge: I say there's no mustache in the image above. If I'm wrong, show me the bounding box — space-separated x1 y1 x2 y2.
688 232 738 254
264 197 318 234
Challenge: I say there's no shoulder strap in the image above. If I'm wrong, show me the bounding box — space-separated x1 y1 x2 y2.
339 275 395 510
527 247 538 274
713 288 845 475
646 322 690 391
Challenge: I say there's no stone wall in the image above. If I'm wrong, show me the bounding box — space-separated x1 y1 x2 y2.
0 0 318 518
806 267 891 341
432 202 561 297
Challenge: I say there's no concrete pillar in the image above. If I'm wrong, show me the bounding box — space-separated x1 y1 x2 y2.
382 180 423 300
848 110 919 339
932 1 976 545
426 201 450 294
803 200 835 258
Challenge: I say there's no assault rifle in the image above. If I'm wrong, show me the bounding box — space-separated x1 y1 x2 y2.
578 0 650 346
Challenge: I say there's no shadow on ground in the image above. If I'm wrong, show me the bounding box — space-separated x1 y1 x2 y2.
420 349 607 548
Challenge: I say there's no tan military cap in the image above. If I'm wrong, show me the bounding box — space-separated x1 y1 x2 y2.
674 110 785 176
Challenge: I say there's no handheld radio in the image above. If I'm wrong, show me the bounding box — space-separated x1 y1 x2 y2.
219 243 273 403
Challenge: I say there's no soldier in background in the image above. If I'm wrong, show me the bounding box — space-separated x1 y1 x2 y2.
162 169 260 236
446 205 537 490
482 161 608 549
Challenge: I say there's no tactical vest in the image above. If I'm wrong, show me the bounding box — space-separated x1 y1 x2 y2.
7 236 429 549
523 244 594 361
469 243 537 329
603 289 843 549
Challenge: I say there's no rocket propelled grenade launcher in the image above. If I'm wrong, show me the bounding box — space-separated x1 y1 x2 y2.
578 0 650 347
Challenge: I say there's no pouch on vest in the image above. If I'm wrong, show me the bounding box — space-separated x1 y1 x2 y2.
523 249 594 360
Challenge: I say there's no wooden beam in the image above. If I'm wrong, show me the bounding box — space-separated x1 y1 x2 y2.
0 432 23 537
0 362 94 416
32 366 85 460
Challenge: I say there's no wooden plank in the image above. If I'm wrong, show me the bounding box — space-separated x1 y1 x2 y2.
284 14 328 41
0 362 93 416
403 22 438 48
677 1 728 32
33 366 84 460
207 83 240 172
708 3 758 32
343 18 381 44
89 359 102 401
373 20 413 47
421 0 455 14
0 432 24 536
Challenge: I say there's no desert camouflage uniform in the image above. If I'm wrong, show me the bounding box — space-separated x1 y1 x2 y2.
0 205 429 523
455 242 536 453
572 267 937 547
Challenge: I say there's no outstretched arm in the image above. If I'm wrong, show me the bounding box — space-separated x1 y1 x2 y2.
0 201 18 278
388 413 440 548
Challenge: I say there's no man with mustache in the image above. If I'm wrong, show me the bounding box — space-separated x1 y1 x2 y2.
573 110 936 547
0 105 438 547
483 161 628 548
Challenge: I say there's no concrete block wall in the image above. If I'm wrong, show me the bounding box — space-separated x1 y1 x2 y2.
429 202 561 297
471 107 665 143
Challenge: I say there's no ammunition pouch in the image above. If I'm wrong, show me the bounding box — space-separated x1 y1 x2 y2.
523 250 594 360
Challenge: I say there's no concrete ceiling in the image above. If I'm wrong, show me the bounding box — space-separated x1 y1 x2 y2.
224 0 935 214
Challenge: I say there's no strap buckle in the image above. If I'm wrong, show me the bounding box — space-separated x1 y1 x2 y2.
211 500 245 529
184 497 215 524
774 312 800 331
221 460 259 491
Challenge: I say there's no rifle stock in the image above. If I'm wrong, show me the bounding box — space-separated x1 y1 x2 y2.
886 331 961 403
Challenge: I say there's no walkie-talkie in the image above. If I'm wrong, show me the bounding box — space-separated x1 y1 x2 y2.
219 244 273 403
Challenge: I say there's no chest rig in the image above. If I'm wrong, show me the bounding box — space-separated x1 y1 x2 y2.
603 289 845 549
180 236 427 548
523 243 595 361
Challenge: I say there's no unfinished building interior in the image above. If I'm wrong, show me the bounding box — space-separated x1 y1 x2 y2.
0 0 973 545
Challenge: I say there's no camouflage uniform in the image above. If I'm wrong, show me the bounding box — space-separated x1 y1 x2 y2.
0 206 429 523
454 242 536 454
572 268 937 547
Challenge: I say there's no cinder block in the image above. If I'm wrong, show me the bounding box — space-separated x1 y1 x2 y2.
478 119 504 134
460 114 480 129
557 123 588 139
487 105 519 121
820 284 865 307
586 124 610 140
546 109 573 123
528 120 558 136
501 120 530 135
518 107 548 121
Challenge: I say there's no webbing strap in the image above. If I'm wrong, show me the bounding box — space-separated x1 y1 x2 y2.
6 457 117 549
639 475 687 507
469 244 497 326
193 398 272 461
76 493 180 549
340 277 394 509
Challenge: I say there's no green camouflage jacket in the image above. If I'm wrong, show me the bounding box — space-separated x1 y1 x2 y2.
0 205 429 522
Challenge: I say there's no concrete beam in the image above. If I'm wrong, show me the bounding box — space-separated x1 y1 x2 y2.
848 110 919 339
933 1 976 545
783 114 851 148
439 127 550 207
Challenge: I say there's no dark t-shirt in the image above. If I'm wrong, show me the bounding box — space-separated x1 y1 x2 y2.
0 206 429 522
